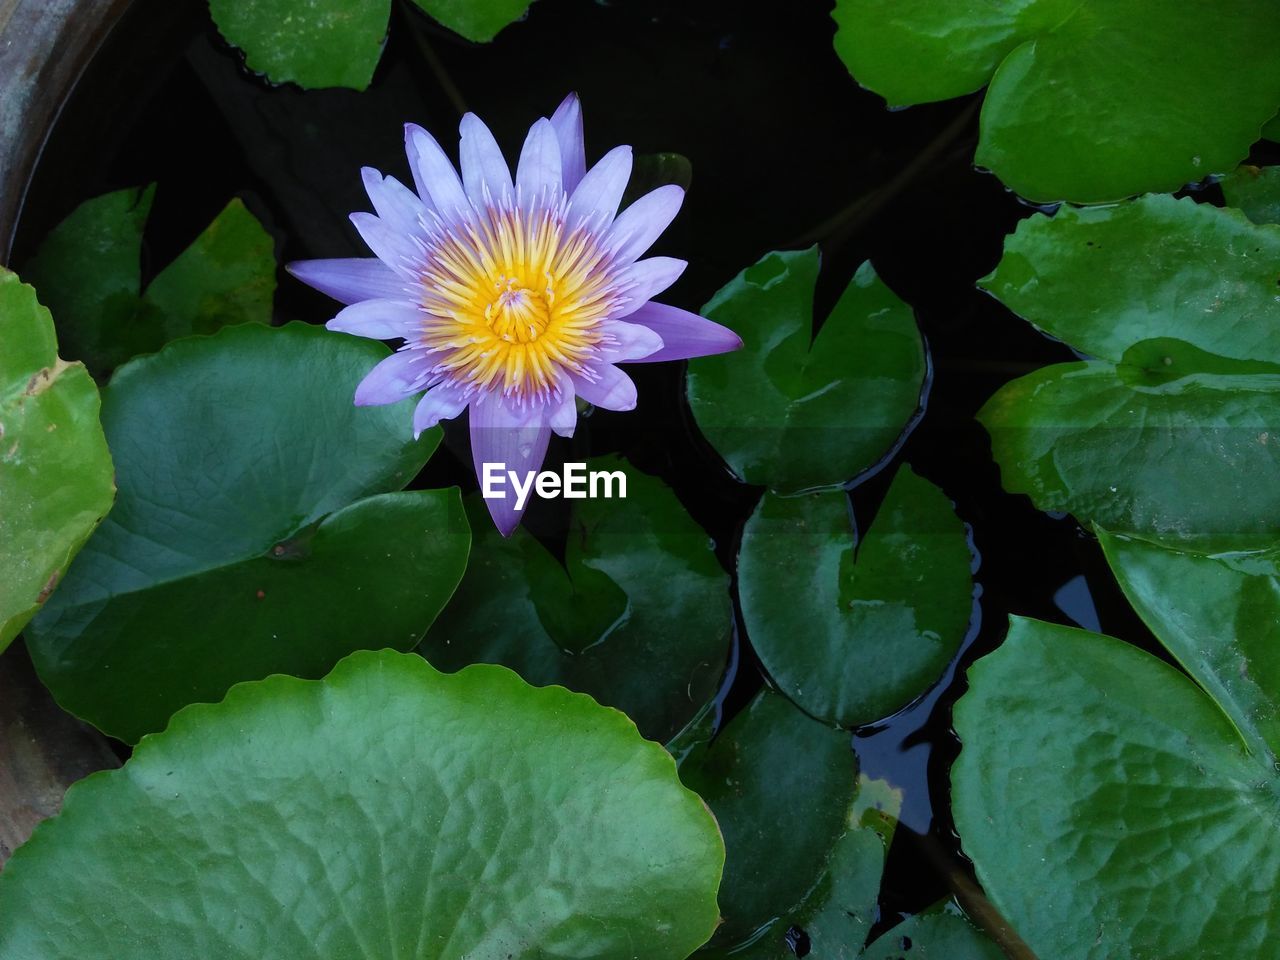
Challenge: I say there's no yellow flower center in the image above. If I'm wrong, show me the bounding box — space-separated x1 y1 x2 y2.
417 202 618 401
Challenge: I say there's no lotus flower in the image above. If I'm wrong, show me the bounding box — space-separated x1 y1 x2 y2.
289 93 741 535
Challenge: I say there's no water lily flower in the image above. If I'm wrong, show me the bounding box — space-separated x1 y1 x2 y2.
289 93 742 536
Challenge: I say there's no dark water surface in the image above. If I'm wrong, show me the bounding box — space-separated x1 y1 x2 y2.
15 0 1171 936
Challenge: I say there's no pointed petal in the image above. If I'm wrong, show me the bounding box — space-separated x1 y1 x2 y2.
287 258 409 305
405 123 469 220
413 383 469 437
611 256 687 318
599 320 664 362
568 145 632 229
572 364 638 411
362 167 429 237
350 212 422 277
550 92 586 192
606 184 684 264
516 117 562 201
548 375 578 437
459 113 513 205
327 299 424 340
624 301 744 363
470 396 552 537
353 349 430 406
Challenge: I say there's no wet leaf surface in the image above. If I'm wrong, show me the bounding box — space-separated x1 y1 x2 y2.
0 650 724 958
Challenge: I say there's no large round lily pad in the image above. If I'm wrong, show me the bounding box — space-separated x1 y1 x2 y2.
0 649 725 959
27 323 461 743
954 616 1280 959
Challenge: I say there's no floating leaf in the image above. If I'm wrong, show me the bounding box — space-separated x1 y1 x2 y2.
410 0 534 43
832 0 1280 202
27 323 460 743
208 0 391 90
1099 529 1280 759
680 690 856 949
739 466 971 727
953 616 1280 960
858 910 1004 960
1221 165 1280 225
0 271 114 651
688 248 925 493
0 650 724 958
23 186 274 374
980 196 1280 553
422 456 731 743
1265 114 1280 143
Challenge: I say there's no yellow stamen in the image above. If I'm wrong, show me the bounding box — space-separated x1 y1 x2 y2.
417 202 616 401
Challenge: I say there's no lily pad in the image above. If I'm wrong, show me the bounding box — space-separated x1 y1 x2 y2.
680 689 857 949
410 0 534 43
208 0 391 90
1221 165 1280 225
26 323 460 744
0 649 724 958
738 466 972 727
832 0 1280 202
688 248 925 493
208 0 532 90
422 456 731 743
953 616 1280 959
979 195 1280 553
0 271 114 651
1098 529 1280 759
23 186 275 375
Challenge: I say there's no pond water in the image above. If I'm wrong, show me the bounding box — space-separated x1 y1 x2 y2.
13 0 1176 936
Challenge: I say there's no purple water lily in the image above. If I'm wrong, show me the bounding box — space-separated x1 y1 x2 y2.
289 93 741 536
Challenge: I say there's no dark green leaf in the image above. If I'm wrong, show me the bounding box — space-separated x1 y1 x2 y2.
953 616 1280 960
23 187 275 374
411 0 534 43
688 248 925 493
832 0 1280 202
1221 165 1280 225
0 271 115 650
0 650 724 958
422 456 731 742
208 0 390 90
1099 529 1280 760
980 196 1280 553
680 689 857 949
739 466 971 727
27 323 457 743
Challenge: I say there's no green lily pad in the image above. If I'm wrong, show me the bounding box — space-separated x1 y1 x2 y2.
1265 114 1280 142
979 195 1280 553
680 689 857 949
0 271 115 651
26 323 460 744
832 0 1280 202
953 616 1280 960
410 0 533 43
739 466 972 727
1099 529 1280 759
208 0 391 90
1221 165 1280 225
688 248 925 493
23 186 275 375
0 649 724 958
208 0 532 90
422 456 731 743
